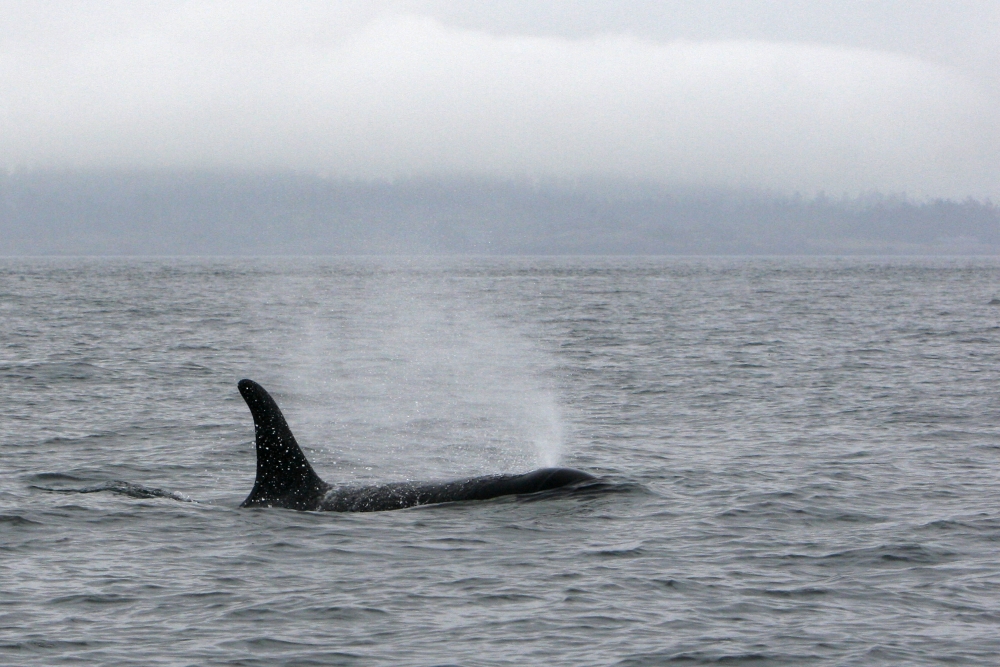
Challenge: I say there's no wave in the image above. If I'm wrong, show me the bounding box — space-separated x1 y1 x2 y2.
32 480 196 503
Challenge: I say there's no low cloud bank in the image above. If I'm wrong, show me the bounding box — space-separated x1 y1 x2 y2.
2 11 997 199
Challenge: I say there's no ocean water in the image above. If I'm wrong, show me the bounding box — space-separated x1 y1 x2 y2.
2 257 1000 666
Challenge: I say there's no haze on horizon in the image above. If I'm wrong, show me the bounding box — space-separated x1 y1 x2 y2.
1 0 998 200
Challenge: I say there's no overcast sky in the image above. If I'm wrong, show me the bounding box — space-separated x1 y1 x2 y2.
2 1 998 199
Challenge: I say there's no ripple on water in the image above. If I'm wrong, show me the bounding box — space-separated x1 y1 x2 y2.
4 258 1000 667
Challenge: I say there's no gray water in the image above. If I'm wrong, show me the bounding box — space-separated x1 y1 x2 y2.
2 257 1000 666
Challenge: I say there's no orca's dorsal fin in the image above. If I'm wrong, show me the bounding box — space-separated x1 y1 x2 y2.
237 379 328 509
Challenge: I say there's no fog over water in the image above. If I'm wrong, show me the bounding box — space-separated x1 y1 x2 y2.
2 1 998 200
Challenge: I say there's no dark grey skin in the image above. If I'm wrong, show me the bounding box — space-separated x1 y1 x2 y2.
238 379 596 512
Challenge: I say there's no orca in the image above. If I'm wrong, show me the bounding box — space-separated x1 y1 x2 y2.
237 379 595 511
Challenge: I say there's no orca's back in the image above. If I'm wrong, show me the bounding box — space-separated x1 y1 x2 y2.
319 468 596 512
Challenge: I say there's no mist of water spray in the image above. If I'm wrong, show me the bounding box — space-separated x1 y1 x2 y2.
265 263 565 481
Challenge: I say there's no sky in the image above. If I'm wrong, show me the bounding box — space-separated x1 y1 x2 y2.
1 1 998 199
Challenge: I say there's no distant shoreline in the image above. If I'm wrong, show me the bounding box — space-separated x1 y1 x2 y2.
3 172 998 256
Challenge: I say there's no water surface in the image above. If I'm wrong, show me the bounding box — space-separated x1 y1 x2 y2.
2 257 999 666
